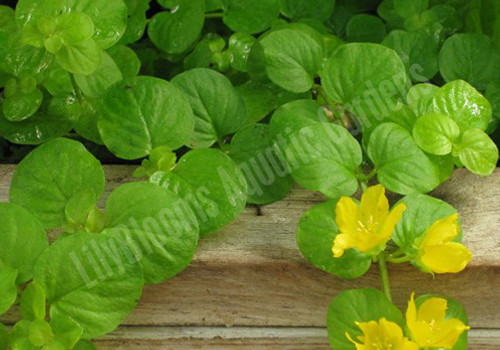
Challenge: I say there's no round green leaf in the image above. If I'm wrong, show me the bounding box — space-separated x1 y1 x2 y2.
20 282 47 321
407 83 439 116
320 43 408 119
0 323 7 350
0 266 18 315
222 0 281 34
118 0 150 45
297 200 372 279
428 80 492 132
413 113 460 155
3 39 53 79
74 340 97 350
228 33 256 72
454 128 499 176
415 294 468 350
104 182 199 284
284 123 362 198
74 51 122 98
393 0 428 18
327 288 404 349
56 39 103 76
383 30 439 82
0 203 48 284
10 138 105 229
368 123 443 195
259 25 325 93
107 45 141 79
280 0 335 21
346 14 387 43
439 33 500 90
237 81 277 124
172 68 247 149
98 76 195 159
393 194 459 257
230 124 293 205
29 319 52 347
148 0 205 55
269 99 329 139
2 87 43 122
33 232 144 339
74 97 103 145
171 148 248 235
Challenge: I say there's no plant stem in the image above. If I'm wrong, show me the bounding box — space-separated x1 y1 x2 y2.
378 253 392 302
387 255 411 264
70 74 84 103
205 12 223 18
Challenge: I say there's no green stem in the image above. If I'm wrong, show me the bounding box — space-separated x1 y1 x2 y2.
205 12 223 18
70 74 84 103
378 253 392 302
387 255 411 264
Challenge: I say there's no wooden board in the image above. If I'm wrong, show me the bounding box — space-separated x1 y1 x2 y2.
1 165 499 348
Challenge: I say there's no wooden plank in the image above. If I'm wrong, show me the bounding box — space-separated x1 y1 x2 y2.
1 165 499 332
95 327 500 350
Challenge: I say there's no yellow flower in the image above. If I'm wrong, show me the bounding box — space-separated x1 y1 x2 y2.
332 184 407 258
406 293 470 348
415 214 472 274
346 317 419 350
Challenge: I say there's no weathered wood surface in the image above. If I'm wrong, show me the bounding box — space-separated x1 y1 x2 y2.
1 165 499 348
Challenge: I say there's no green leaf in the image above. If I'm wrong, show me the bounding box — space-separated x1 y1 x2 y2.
229 124 293 205
415 294 468 350
454 128 499 176
55 12 95 45
284 123 362 198
20 282 47 321
0 5 16 33
0 203 48 283
412 113 460 155
259 25 325 93
166 149 248 235
33 232 144 339
346 14 387 43
382 30 439 82
429 4 463 36
104 182 199 284
0 265 18 315
64 189 98 228
439 33 500 90
29 319 52 347
0 323 7 350
297 200 372 279
3 38 53 78
74 52 122 98
320 43 408 121
73 97 103 145
407 83 439 116
10 320 38 350
393 0 428 18
118 0 150 45
10 138 105 229
228 33 256 72
222 0 281 34
486 80 500 120
237 81 277 124
0 104 75 145
98 76 195 159
428 80 492 132
280 0 335 21
2 86 43 122
327 288 404 349
50 314 83 349
368 123 443 194
269 99 329 139
74 340 97 350
393 194 459 257
107 45 141 79
148 0 205 55
56 39 103 75
172 68 247 148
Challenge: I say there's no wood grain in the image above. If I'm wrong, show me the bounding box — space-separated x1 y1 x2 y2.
1 165 499 347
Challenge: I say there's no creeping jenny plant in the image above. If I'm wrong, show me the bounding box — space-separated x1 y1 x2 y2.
1 0 500 349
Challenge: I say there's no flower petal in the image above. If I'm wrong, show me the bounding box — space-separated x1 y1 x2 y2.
335 196 360 234
360 184 389 226
378 203 407 240
420 242 473 274
434 318 470 348
406 292 418 326
332 233 357 258
417 297 447 324
421 213 460 247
